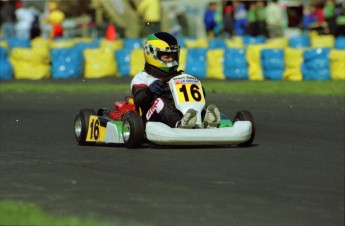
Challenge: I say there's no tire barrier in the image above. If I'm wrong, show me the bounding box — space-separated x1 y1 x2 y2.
334 37 345 49
51 47 84 79
0 35 344 80
207 49 225 80
288 35 310 49
115 48 132 77
329 49 345 80
283 48 304 81
246 44 265 81
6 38 31 51
311 34 335 48
83 48 117 78
0 46 13 80
261 48 285 80
185 48 207 79
223 48 248 80
129 48 145 76
302 48 331 80
10 47 50 80
123 38 143 50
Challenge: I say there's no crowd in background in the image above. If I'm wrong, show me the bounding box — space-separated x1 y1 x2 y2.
1 0 38 40
0 0 65 40
204 0 345 39
1 0 345 41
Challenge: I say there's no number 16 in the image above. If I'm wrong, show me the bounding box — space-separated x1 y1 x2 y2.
179 84 202 102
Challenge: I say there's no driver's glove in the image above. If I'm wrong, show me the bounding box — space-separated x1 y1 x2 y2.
148 80 165 96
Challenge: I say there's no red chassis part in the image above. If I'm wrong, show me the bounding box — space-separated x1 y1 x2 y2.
109 97 138 120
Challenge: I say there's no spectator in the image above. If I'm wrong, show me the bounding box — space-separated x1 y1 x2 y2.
247 2 258 36
167 5 181 36
176 6 189 36
204 2 218 37
335 7 345 36
214 6 223 37
303 5 316 31
45 2 65 39
323 0 336 35
222 5 234 37
15 1 34 40
266 0 283 38
0 0 16 38
304 3 327 34
256 1 267 37
233 1 247 36
29 5 41 39
137 0 161 37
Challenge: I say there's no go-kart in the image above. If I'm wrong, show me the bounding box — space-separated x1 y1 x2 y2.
74 74 255 148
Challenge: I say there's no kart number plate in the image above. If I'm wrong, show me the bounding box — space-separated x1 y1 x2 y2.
86 115 106 142
175 83 205 103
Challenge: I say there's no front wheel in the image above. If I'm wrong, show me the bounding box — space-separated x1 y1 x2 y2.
122 111 145 148
233 111 255 147
74 109 96 145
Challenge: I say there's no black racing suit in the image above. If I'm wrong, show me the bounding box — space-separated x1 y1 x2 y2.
130 70 183 128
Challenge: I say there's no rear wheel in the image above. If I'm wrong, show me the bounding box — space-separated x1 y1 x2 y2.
97 108 110 117
74 109 96 145
122 111 145 148
233 111 255 147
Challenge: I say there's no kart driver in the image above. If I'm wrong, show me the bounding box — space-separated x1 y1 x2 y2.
131 31 220 128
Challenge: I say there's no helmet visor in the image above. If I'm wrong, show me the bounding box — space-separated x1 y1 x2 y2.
157 51 178 63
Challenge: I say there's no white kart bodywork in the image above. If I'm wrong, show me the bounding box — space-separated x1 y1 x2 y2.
145 74 253 145
145 121 252 145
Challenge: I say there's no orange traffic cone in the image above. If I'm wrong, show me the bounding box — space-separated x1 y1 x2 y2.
105 24 117 40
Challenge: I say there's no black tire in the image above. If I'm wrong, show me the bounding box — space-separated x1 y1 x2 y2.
233 111 255 147
97 108 110 117
74 109 96 145
122 111 144 148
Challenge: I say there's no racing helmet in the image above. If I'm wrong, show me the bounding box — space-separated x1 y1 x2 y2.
144 32 180 75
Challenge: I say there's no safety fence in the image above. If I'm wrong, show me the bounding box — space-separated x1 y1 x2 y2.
0 34 344 81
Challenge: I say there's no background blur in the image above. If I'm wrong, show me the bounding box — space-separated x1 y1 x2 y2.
0 0 344 81
1 0 345 39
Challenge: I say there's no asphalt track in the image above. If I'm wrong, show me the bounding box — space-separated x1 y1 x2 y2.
0 89 344 226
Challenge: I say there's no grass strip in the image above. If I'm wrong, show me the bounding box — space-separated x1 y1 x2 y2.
0 200 142 226
0 201 106 226
204 80 345 96
0 80 344 96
